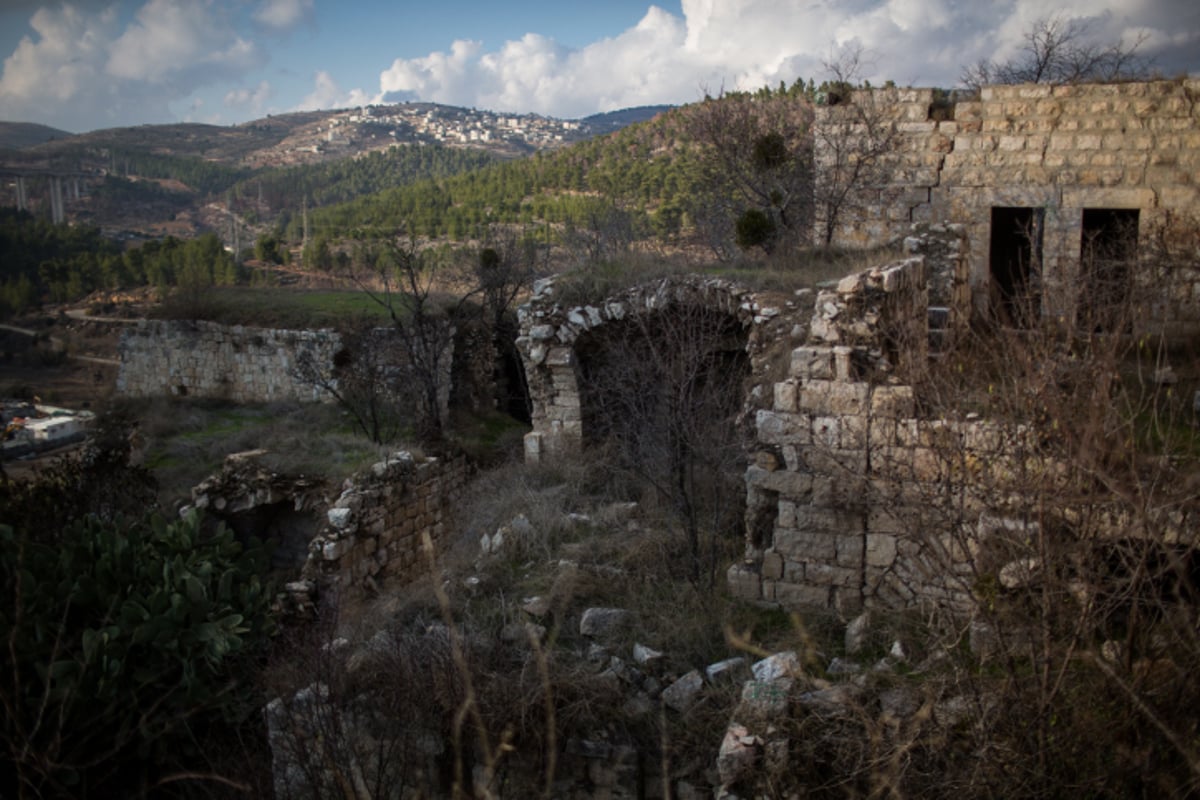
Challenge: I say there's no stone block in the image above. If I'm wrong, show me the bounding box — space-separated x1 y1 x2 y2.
762 550 785 580
870 385 915 418
805 562 860 587
774 528 836 561
840 415 868 449
774 381 798 413
755 468 813 498
836 535 865 567
812 416 839 449
727 563 762 601
826 381 870 415
866 533 899 568
790 346 835 380
580 607 633 640
662 670 704 712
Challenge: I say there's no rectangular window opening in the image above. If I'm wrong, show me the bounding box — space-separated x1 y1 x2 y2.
1079 208 1138 332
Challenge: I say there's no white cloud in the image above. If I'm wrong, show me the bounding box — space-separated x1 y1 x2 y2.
253 0 314 32
1 0 1197 133
0 5 117 106
369 0 1200 118
225 80 273 114
298 70 371 111
107 0 262 83
0 0 272 132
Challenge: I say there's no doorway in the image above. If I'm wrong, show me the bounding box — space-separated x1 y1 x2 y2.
989 207 1044 326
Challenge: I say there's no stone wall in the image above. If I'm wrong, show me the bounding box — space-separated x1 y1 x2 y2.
731 256 957 612
190 448 469 610
117 319 457 425
516 275 797 463
300 450 471 596
730 249 1198 613
816 79 1200 335
117 320 341 403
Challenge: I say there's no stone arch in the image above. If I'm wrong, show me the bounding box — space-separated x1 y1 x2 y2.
516 276 765 463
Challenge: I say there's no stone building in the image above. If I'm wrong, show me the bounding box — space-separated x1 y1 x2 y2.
816 79 1200 337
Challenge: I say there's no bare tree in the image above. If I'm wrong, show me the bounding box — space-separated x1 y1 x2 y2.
476 226 543 333
358 233 479 443
560 198 637 265
576 297 750 585
812 44 901 247
294 322 411 445
961 14 1152 92
685 83 814 258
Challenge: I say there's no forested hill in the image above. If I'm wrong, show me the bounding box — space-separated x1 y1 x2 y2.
297 83 815 249
300 110 705 241
0 122 74 150
228 146 500 220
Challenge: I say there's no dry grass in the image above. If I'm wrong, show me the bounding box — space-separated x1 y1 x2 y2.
124 396 385 507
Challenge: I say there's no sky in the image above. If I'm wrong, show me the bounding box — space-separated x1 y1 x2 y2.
0 0 1198 134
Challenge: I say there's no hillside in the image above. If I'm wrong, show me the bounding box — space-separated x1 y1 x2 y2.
300 86 813 252
0 101 676 241
0 121 73 150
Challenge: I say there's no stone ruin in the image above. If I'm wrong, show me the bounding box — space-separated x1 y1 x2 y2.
189 447 470 615
816 79 1200 336
515 274 800 463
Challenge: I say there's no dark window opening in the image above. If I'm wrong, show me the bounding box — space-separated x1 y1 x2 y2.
928 89 955 121
989 206 1044 327
1079 208 1138 332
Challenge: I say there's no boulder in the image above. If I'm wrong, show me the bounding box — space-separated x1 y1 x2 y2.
662 670 704 712
751 651 802 682
580 607 633 641
717 723 760 787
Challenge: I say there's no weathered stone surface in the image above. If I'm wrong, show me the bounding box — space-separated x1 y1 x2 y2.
845 611 872 656
999 557 1042 589
633 643 664 666
737 678 794 722
705 657 748 683
751 651 802 682
580 607 633 640
662 670 704 712
717 723 760 787
522 595 552 617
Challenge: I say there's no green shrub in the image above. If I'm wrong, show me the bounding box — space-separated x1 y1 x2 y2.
0 510 276 796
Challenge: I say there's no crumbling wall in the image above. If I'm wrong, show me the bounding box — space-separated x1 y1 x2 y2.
516 275 797 463
117 319 457 424
117 320 342 403
300 451 471 597
189 449 469 614
816 79 1200 335
731 256 954 612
